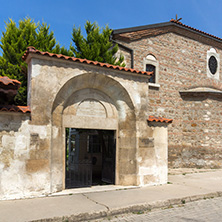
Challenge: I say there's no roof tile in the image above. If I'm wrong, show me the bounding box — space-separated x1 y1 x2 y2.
0 105 31 113
148 116 173 123
22 47 153 76
0 76 21 86
113 20 222 44
170 19 222 42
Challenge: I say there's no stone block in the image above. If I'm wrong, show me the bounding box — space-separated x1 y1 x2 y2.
119 160 137 174
143 174 156 185
26 159 49 173
119 148 136 161
139 137 154 148
30 149 49 160
138 148 156 161
119 174 138 186
119 137 137 149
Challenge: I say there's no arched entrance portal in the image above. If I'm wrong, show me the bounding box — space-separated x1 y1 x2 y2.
63 88 118 188
51 73 136 192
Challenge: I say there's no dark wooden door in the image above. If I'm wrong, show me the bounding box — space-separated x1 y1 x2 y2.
101 131 116 184
65 129 92 188
65 129 115 188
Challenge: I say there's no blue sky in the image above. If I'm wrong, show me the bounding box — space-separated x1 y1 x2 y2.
1 0 222 51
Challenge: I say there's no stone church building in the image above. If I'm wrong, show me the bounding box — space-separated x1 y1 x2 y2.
0 19 221 200
112 19 222 169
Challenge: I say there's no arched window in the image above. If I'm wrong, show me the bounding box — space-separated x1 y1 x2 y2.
146 64 156 83
143 54 159 86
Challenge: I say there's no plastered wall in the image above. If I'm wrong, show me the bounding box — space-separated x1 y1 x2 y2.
0 54 169 200
0 113 51 200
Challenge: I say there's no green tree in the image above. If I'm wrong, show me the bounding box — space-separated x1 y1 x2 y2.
70 21 125 66
0 17 72 105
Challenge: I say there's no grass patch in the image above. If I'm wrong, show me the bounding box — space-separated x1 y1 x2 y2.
181 199 186 204
132 210 144 215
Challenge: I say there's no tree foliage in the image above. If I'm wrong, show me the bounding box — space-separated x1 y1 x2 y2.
0 18 72 105
70 21 125 66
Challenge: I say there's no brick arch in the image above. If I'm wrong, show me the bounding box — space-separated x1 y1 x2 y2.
50 72 138 192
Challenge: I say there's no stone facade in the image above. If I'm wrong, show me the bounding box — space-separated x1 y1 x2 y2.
0 48 170 200
113 20 222 168
0 113 51 200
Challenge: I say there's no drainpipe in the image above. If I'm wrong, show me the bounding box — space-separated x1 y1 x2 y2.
110 31 134 69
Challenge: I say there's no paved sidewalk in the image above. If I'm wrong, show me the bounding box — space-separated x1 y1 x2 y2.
93 196 222 221
0 169 222 222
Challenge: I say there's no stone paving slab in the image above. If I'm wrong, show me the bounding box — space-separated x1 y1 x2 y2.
0 194 106 222
0 169 222 222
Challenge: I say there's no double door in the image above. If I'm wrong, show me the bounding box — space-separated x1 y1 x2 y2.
65 129 116 188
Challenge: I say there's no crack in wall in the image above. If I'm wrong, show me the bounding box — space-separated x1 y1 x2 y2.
82 193 110 211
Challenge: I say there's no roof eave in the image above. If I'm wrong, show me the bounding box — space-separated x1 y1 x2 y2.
112 21 222 44
23 48 153 78
112 21 172 35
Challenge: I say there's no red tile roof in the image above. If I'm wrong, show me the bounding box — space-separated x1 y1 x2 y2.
0 76 21 104
0 105 31 113
148 116 173 123
170 19 222 42
22 47 153 76
113 20 222 44
0 76 21 86
0 88 18 96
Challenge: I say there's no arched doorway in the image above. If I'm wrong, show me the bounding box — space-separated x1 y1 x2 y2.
63 88 118 188
51 72 136 192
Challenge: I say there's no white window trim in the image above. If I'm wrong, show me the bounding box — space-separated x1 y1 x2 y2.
148 82 160 88
207 48 220 80
143 57 160 88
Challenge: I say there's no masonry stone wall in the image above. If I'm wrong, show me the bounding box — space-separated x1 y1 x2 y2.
116 32 222 168
0 53 170 200
0 113 51 200
28 56 168 188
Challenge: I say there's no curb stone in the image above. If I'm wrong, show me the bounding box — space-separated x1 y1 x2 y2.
31 191 222 222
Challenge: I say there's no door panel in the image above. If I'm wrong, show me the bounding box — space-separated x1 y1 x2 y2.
66 129 92 188
65 129 115 188
101 131 115 184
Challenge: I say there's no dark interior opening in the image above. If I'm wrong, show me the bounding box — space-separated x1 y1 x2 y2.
65 128 116 189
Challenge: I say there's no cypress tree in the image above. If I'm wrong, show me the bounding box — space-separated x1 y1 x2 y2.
70 21 125 66
0 18 72 105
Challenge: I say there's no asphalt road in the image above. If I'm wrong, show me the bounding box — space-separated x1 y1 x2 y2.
92 196 222 222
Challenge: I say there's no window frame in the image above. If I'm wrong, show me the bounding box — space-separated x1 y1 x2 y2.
207 48 220 80
143 55 160 88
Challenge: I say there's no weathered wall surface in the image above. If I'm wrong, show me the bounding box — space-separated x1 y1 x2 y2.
0 113 51 200
28 56 168 189
0 53 170 200
30 56 167 190
139 122 168 186
116 32 222 168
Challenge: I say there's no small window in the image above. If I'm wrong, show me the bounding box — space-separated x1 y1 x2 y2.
146 64 156 83
144 54 159 86
208 56 217 75
207 48 220 80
